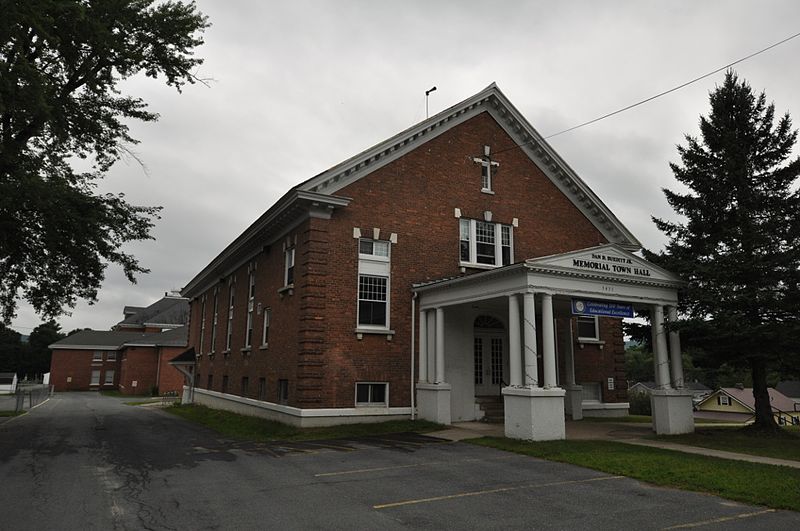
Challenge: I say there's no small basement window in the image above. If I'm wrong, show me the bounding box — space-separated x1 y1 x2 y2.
356 382 388 406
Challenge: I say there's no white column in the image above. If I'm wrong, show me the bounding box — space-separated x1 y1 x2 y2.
523 292 538 387
667 305 684 389
541 293 557 388
418 310 428 384
435 307 445 384
565 319 576 386
652 304 671 389
508 294 522 386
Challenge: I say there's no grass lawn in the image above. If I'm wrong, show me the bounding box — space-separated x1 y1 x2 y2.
165 404 443 442
657 426 800 462
580 415 737 424
470 437 800 512
0 410 23 417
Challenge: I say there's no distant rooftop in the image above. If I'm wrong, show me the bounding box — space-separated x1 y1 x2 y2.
116 294 189 330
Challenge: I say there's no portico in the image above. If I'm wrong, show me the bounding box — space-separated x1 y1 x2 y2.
413 244 693 441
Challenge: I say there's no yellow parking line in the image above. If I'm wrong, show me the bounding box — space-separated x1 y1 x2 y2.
374 475 624 509
662 509 776 529
315 455 516 478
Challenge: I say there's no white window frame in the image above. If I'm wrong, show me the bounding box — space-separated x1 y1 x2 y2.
718 395 730 406
576 316 599 341
355 382 389 406
103 370 115 386
199 296 206 355
92 351 103 362
106 351 117 361
261 307 271 347
90 370 101 386
244 272 255 348
357 239 391 331
284 246 295 287
225 280 234 352
459 218 513 268
210 289 219 354
581 382 602 403
473 152 500 193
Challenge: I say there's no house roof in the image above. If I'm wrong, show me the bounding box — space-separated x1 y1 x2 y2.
49 326 188 350
777 381 800 399
698 387 797 413
116 295 189 329
169 347 196 365
182 83 641 299
630 381 709 392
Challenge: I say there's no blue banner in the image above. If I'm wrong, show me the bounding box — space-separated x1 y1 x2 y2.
571 299 633 318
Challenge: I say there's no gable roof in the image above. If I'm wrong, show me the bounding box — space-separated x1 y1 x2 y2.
777 381 800 399
49 326 188 350
697 387 797 413
116 295 189 329
182 83 642 298
169 347 196 365
300 83 641 250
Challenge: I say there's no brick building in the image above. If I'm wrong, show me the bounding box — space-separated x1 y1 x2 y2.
181 84 693 439
49 295 188 395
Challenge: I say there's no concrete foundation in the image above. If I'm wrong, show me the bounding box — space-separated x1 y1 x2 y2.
564 384 583 420
651 389 695 435
503 386 566 441
417 382 452 425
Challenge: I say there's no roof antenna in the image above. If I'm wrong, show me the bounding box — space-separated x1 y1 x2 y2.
425 86 437 118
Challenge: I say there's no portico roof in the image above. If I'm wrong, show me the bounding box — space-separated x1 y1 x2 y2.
413 244 683 310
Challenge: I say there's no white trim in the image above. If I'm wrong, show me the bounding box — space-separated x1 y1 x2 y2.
355 382 389 407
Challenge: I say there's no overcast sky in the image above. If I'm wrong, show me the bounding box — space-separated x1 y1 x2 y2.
11 0 800 335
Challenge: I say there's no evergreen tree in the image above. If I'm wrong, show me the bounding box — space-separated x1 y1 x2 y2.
26 320 64 377
650 71 800 430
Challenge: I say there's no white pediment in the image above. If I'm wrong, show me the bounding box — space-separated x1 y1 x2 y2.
526 244 683 285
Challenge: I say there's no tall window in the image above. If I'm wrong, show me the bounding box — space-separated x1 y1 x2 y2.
225 280 234 351
261 307 271 346
199 296 206 355
284 246 295 286
459 218 513 267
90 370 101 386
244 273 255 348
278 379 289 404
104 370 115 385
357 239 390 329
258 377 266 400
473 149 500 193
210 290 219 353
241 376 249 396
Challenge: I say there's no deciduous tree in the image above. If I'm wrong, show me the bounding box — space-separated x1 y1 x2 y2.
0 0 208 322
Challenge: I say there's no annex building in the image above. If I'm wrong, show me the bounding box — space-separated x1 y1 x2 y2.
180 84 693 440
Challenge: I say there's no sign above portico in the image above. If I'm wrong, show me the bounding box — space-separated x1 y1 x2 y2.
526 244 683 286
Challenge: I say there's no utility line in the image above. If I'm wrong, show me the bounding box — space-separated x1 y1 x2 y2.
492 30 800 156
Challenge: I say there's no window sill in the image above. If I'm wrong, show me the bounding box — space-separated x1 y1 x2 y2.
278 284 294 296
481 189 495 195
577 339 605 349
356 403 388 408
240 347 251 355
258 344 269 351
459 262 500 271
355 328 395 340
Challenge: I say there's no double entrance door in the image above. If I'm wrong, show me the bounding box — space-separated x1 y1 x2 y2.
474 333 505 395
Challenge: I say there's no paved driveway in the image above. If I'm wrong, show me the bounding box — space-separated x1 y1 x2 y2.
1 393 798 530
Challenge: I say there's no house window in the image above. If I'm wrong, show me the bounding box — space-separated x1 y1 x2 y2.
718 395 730 406
473 149 500 193
278 379 289 404
258 377 266 401
222 375 229 394
357 238 391 330
244 272 255 348
458 218 513 267
225 280 234 351
261 307 271 346
199 296 206 355
106 351 117 361
92 351 103 362
207 374 213 390
90 370 101 386
356 382 388 406
581 382 602 403
210 289 219 353
104 370 115 385
241 376 249 396
284 246 295 286
576 316 599 341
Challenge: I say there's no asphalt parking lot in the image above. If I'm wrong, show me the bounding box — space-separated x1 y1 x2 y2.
2 393 799 530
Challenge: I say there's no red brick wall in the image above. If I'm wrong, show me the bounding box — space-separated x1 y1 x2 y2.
569 317 628 403
187 111 626 408
50 349 119 391
118 346 158 395
157 346 189 394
